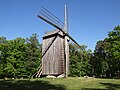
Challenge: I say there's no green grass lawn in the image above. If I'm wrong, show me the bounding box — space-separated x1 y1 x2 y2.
0 77 120 90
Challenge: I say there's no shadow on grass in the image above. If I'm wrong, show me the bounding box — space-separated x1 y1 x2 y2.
81 82 120 90
100 82 120 90
81 88 108 90
0 79 66 90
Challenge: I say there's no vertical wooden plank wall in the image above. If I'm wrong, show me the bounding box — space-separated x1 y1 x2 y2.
42 33 65 75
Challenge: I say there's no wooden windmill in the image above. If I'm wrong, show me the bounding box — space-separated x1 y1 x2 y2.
35 5 81 78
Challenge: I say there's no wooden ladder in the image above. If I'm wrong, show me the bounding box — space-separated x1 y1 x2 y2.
35 67 42 77
32 64 42 78
36 65 42 78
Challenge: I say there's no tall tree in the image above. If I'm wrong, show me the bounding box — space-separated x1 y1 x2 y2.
93 26 120 78
0 37 9 78
104 26 120 78
93 40 108 77
0 37 27 78
25 34 42 77
0 34 42 79
69 43 92 77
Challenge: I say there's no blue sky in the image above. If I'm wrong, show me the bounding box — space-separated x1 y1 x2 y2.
0 0 120 51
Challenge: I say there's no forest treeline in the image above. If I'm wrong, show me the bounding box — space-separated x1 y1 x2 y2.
0 26 120 79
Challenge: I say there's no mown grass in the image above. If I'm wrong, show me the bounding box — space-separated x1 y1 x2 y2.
0 77 120 90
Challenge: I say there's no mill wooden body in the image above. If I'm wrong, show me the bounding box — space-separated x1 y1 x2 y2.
42 30 69 76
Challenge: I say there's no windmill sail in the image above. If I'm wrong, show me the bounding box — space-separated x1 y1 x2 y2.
38 7 81 48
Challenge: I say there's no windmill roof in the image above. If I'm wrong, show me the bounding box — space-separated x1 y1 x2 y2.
43 30 64 38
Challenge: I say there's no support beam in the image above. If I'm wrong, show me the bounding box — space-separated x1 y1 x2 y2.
64 4 69 77
42 35 57 58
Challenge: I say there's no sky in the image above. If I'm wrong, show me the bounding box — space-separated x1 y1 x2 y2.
0 0 120 51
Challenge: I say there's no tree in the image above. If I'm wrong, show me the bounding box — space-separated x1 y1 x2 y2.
0 36 9 78
69 43 92 77
93 26 120 78
92 40 108 77
104 26 120 78
0 34 42 79
25 33 42 77
0 37 27 78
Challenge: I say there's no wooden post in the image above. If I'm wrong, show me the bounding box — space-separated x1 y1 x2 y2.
65 36 69 77
64 4 69 77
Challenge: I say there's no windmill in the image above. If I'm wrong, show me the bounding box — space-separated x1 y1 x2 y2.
35 5 81 78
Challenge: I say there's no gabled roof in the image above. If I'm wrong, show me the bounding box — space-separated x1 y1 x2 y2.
43 30 64 38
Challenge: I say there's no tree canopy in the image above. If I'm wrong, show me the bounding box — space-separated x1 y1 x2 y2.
0 34 42 78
